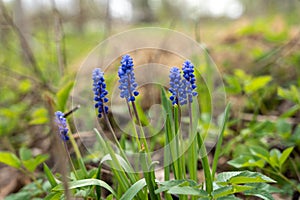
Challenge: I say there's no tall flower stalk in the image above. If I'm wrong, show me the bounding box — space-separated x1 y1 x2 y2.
117 55 160 200
92 68 143 195
168 61 199 182
118 54 148 152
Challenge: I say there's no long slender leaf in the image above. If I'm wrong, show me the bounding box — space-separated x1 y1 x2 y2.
120 178 147 200
279 147 294 167
53 179 116 197
212 103 231 178
43 163 58 188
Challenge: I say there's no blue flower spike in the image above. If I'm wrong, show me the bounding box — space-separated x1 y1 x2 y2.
182 60 198 103
55 111 69 141
118 54 139 102
169 67 183 105
92 68 109 118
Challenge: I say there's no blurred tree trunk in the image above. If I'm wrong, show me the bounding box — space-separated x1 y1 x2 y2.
13 0 32 63
131 0 154 22
104 0 111 36
76 0 86 34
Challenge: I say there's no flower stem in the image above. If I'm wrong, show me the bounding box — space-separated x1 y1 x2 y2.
131 101 149 153
126 100 142 150
63 142 79 179
187 101 197 183
197 132 213 194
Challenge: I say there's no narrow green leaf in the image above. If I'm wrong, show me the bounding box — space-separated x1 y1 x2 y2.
212 103 231 178
56 81 74 111
100 154 133 173
43 163 58 188
279 147 294 167
0 151 21 169
120 178 147 200
44 192 62 200
53 179 116 197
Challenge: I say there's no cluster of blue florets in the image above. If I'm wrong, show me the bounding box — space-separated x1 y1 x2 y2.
118 54 139 102
92 68 109 118
55 111 69 141
55 55 198 140
169 60 198 105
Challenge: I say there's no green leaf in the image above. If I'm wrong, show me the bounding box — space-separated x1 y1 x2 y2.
243 183 276 200
216 171 243 183
0 151 21 169
53 179 116 197
212 185 253 199
217 171 275 185
212 103 231 177
269 149 280 169
120 178 147 200
224 75 242 94
43 163 58 188
279 147 294 167
167 186 208 197
29 108 49 125
155 180 186 193
249 146 270 161
100 154 133 173
227 156 265 169
56 81 74 111
229 176 271 184
245 76 272 94
19 147 32 161
23 154 49 172
44 192 62 200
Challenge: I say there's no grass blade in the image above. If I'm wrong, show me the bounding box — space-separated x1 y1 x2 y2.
212 103 231 178
120 178 147 200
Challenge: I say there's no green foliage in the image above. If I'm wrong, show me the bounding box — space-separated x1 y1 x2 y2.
0 151 21 169
29 108 49 125
278 85 300 105
4 180 48 200
56 81 74 112
43 163 58 188
120 179 147 200
0 148 49 174
52 179 116 196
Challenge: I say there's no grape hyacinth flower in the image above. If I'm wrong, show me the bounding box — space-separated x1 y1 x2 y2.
169 67 185 105
182 60 198 103
55 111 69 141
92 68 109 118
118 54 139 102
